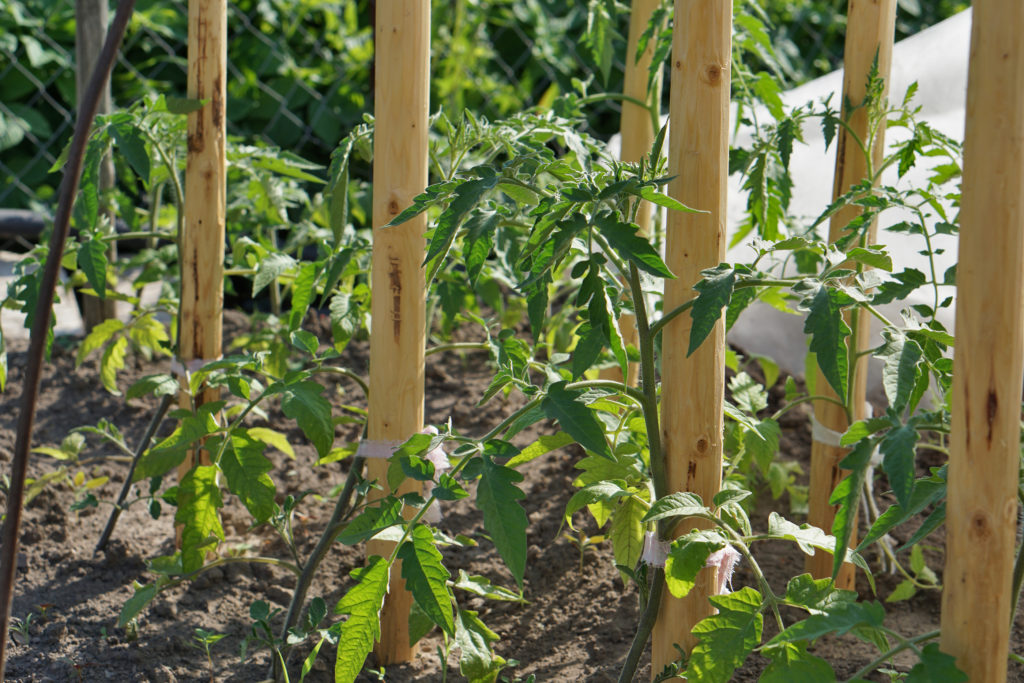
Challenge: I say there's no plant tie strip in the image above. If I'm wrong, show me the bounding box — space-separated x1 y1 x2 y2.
706 546 741 595
169 356 223 377
810 402 881 465
356 426 450 524
640 531 670 568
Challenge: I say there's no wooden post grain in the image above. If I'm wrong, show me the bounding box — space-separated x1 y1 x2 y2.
365 1 430 665
601 0 662 387
76 0 117 330
178 0 226 478
806 0 896 588
652 0 730 671
940 2 1024 680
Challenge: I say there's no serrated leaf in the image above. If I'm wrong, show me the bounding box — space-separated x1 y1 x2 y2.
423 176 499 284
398 524 453 636
830 440 875 577
110 121 150 184
803 283 851 399
859 476 945 549
761 642 836 682
277 381 333 457
768 512 868 572
886 578 917 603
745 419 781 473
642 492 709 523
126 374 179 400
174 465 224 573
337 497 404 545
565 480 630 518
689 265 735 355
476 456 528 587
593 214 673 278
880 423 918 509
287 262 317 331
78 238 109 299
876 330 923 415
506 432 574 468
610 494 646 575
246 427 295 459
222 432 276 523
664 529 725 598
847 247 892 272
540 382 612 459
456 609 504 683
77 318 124 366
635 185 700 213
906 643 967 682
334 557 390 683
100 336 128 394
253 252 297 296
783 573 857 613
134 407 219 481
768 600 885 645
118 583 158 628
454 571 522 602
685 587 763 683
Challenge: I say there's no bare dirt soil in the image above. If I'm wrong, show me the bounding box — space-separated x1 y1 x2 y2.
0 311 1021 682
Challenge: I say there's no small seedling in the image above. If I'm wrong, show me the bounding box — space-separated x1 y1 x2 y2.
562 530 606 573
191 627 227 680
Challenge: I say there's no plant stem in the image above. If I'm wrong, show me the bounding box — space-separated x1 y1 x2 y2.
95 393 175 553
1010 485 1024 628
277 456 366 674
843 629 940 682
314 365 370 400
425 342 489 356
618 567 664 683
628 264 666 500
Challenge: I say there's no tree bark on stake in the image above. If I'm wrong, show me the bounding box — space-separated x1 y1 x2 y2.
600 0 662 387
806 0 896 588
177 0 226 481
939 2 1024 680
76 0 117 330
652 1 730 671
365 1 430 665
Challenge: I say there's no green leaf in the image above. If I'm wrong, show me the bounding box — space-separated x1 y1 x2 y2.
768 600 885 645
689 265 735 355
610 494 646 575
277 381 333 457
164 96 206 114
540 382 612 459
761 642 836 682
729 371 768 414
174 465 224 573
423 176 500 284
397 525 454 636
135 405 219 481
287 262 317 331
336 497 404 545
906 643 967 683
246 427 295 459
78 238 109 299
252 252 297 296
783 573 856 613
77 318 124 366
118 582 158 628
456 609 504 683
859 476 945 549
463 211 500 285
221 431 276 523
664 530 725 598
506 432 574 468
745 419 781 473
847 246 892 272
830 440 875 578
685 587 763 683
642 492 709 524
565 481 630 518
886 578 917 603
876 330 923 414
803 283 851 399
126 374 179 400
768 512 868 572
476 456 528 587
110 120 150 184
593 215 673 278
880 423 919 509
570 322 605 380
334 556 390 683
99 336 128 394
454 571 523 602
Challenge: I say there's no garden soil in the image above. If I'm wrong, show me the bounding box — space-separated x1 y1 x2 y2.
1 311 1022 682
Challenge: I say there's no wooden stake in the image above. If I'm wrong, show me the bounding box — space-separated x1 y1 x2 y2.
178 0 226 478
940 3 1024 680
652 0 730 671
365 1 430 665
805 0 896 588
601 0 663 387
76 0 117 331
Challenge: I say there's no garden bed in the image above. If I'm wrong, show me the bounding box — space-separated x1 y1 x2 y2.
2 312 1019 682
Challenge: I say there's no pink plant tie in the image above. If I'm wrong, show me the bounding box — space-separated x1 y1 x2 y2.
705 545 742 594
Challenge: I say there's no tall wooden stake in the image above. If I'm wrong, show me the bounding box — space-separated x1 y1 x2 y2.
806 0 896 588
178 0 226 479
365 1 430 665
653 1 730 671
940 2 1024 680
76 0 117 330
601 0 662 387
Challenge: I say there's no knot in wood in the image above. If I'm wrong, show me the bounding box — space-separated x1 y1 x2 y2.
702 63 724 85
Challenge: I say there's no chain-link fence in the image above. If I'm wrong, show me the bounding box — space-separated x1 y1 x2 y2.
0 0 966 212
0 0 626 211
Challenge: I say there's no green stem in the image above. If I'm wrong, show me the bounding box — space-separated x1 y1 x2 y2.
843 629 941 683
314 366 370 401
770 394 848 422
629 263 666 501
617 567 665 683
1010 486 1024 627
648 278 794 339
425 342 489 356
